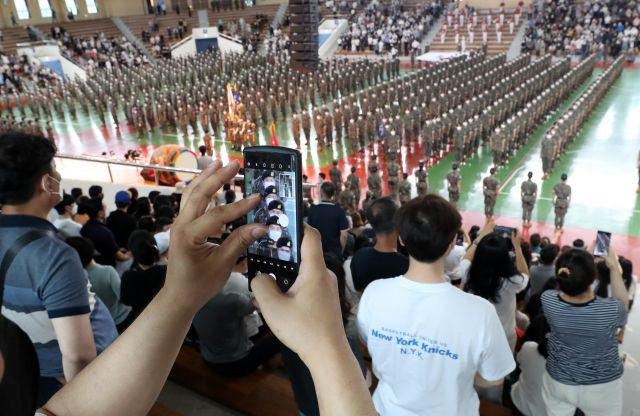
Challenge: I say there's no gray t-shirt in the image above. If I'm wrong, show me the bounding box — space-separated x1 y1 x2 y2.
86 263 132 325
529 264 555 295
193 284 256 364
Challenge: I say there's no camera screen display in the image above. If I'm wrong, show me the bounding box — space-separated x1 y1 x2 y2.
245 154 299 264
594 230 611 257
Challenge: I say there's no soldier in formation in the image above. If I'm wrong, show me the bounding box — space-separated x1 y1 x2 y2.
520 171 537 228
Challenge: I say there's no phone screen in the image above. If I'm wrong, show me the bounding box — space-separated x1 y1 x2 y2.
494 226 516 239
244 147 302 291
594 230 611 256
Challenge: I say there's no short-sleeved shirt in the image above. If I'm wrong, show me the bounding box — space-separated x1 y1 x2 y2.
0 215 117 378
81 219 120 266
307 201 349 256
106 209 137 249
357 276 515 415
350 248 409 292
86 263 131 325
541 290 627 385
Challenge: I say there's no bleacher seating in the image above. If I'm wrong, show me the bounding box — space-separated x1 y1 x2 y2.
0 26 33 56
430 10 523 55
36 18 121 45
169 345 298 416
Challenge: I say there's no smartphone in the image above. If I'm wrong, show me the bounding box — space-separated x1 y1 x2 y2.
244 146 303 292
494 225 516 239
593 230 611 257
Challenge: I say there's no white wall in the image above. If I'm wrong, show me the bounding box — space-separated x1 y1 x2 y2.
217 34 244 54
171 35 196 58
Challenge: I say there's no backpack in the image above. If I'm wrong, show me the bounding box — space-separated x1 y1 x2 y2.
0 230 51 416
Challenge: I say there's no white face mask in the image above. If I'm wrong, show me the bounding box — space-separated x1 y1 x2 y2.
269 229 282 241
71 203 78 216
277 249 291 261
265 196 277 206
43 175 63 201
263 179 276 189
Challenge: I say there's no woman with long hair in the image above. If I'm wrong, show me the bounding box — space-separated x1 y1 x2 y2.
459 222 529 352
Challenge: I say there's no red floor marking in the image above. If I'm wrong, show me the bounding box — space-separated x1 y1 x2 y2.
458 209 640 273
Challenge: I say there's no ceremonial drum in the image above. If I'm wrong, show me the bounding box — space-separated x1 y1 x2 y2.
141 145 198 186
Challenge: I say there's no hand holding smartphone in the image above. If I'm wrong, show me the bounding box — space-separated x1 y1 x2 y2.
593 230 611 256
244 146 303 292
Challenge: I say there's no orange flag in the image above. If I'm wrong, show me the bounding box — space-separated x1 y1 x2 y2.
269 121 279 146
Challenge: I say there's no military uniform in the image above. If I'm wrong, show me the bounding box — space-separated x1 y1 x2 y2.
386 161 400 199
521 178 537 224
553 181 571 229
291 114 301 148
415 166 428 196
447 168 461 205
398 176 412 205
482 174 500 217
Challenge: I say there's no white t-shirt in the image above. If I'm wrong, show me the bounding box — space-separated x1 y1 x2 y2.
456 259 528 351
510 341 547 416
53 217 82 238
444 244 467 281
357 276 515 416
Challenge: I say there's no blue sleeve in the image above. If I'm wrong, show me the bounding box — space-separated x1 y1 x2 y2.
615 299 628 327
39 243 90 319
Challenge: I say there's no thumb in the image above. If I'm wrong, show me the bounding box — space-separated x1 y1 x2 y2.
218 223 267 263
251 273 287 318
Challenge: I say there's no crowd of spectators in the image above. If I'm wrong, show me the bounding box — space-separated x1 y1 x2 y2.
0 53 60 93
523 0 639 62
337 0 443 56
1 131 637 415
49 26 149 71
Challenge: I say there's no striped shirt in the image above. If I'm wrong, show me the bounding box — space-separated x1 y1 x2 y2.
1 215 117 378
541 290 627 385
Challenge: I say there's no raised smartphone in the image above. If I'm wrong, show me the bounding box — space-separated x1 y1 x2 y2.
244 146 303 292
593 230 612 257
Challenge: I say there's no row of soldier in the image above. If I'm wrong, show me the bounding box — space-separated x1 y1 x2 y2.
540 55 625 179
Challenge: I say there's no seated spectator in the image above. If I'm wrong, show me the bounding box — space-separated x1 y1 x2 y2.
80 198 130 267
619 256 636 309
307 181 349 257
541 248 628 414
197 145 214 169
137 214 155 232
357 195 515 415
282 253 367 416
52 193 82 238
459 222 529 352
572 238 585 249
351 197 409 292
120 230 167 320
530 233 542 254
510 315 550 416
134 196 152 221
529 244 559 295
192 252 280 378
0 132 116 406
88 185 103 202
106 191 137 249
65 237 133 333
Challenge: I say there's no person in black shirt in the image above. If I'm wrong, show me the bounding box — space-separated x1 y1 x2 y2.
307 181 349 257
106 191 137 249
120 230 167 321
351 197 409 292
281 253 367 415
80 198 130 266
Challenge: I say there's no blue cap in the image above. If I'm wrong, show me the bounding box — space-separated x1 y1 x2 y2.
115 190 131 205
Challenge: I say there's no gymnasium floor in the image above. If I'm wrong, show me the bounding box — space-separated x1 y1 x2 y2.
5 63 640 415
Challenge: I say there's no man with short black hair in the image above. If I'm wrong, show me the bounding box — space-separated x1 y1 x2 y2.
197 145 213 170
81 198 131 266
0 132 116 405
88 185 103 202
357 194 515 415
53 193 82 238
529 244 559 295
307 181 349 257
106 191 137 249
351 197 408 292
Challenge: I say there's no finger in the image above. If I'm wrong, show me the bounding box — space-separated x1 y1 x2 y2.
299 225 325 273
251 273 288 320
180 160 221 212
216 223 267 266
181 161 240 223
188 193 262 242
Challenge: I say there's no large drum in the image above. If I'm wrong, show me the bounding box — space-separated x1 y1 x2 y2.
141 145 198 186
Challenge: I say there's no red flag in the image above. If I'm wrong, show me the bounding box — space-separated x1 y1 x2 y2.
269 122 279 146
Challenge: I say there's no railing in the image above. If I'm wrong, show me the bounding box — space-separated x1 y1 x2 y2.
55 153 317 198
171 34 193 50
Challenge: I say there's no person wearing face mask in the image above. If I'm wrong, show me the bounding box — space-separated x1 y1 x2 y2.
53 193 82 238
276 237 293 261
257 216 287 257
0 132 116 407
